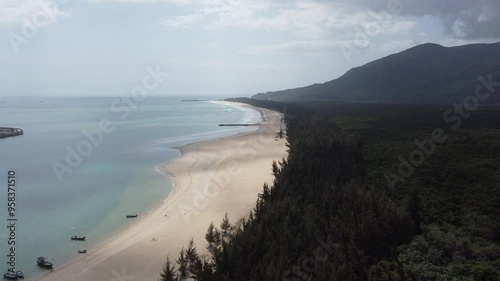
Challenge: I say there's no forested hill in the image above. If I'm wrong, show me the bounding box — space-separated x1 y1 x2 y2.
159 99 500 281
252 42 500 104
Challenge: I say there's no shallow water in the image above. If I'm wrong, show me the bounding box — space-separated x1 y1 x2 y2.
0 96 260 278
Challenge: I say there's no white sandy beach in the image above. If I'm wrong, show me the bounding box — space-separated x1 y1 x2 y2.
33 106 287 281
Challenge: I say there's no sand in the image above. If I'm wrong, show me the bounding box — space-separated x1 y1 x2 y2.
33 106 287 281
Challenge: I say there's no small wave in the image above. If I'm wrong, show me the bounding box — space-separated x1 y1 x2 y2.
212 100 263 124
239 107 262 124
144 128 246 148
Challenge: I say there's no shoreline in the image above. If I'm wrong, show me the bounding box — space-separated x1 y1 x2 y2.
31 102 262 281
33 104 287 281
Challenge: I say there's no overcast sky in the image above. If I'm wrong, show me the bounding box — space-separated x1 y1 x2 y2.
1 0 499 97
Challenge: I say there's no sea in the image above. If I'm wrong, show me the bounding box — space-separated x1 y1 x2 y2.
0 96 261 278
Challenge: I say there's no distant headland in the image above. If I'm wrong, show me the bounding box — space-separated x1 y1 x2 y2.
0 127 23 138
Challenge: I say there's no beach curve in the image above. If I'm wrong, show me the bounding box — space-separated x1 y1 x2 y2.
32 105 288 281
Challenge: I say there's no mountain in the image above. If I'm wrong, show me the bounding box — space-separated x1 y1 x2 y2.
252 42 500 104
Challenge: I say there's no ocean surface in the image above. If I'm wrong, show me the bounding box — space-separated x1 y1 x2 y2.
0 96 261 278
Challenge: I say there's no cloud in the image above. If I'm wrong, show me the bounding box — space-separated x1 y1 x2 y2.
86 0 500 41
85 0 418 40
165 57 298 72
378 38 420 53
161 14 201 29
240 40 346 55
439 37 495 47
342 0 500 40
156 0 416 40
88 0 191 4
195 0 500 40
0 0 70 25
199 1 336 37
85 0 500 40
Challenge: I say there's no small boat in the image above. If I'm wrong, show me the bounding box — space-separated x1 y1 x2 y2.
3 272 17 280
78 250 87 254
71 236 86 241
15 271 24 279
126 214 138 218
36 257 53 269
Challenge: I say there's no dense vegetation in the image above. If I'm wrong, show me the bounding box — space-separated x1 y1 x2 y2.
253 42 500 104
160 100 500 281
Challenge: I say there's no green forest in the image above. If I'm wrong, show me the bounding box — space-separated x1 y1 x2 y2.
159 99 500 281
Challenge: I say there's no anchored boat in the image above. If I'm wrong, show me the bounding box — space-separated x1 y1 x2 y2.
36 257 53 269
71 236 86 241
3 272 17 280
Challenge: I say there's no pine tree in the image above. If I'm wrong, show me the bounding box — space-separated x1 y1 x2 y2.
159 256 176 281
185 238 200 276
272 161 279 177
190 258 203 279
214 228 221 246
185 238 199 262
220 212 231 235
205 222 216 247
176 247 188 279
197 260 215 280
211 241 223 264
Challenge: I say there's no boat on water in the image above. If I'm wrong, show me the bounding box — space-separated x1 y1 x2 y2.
15 271 23 279
71 236 86 241
78 250 87 254
126 214 138 218
3 272 17 280
36 257 53 269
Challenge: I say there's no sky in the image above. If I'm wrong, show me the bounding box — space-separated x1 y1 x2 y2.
0 0 499 97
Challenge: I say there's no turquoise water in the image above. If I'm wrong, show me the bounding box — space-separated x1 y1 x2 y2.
0 97 260 278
